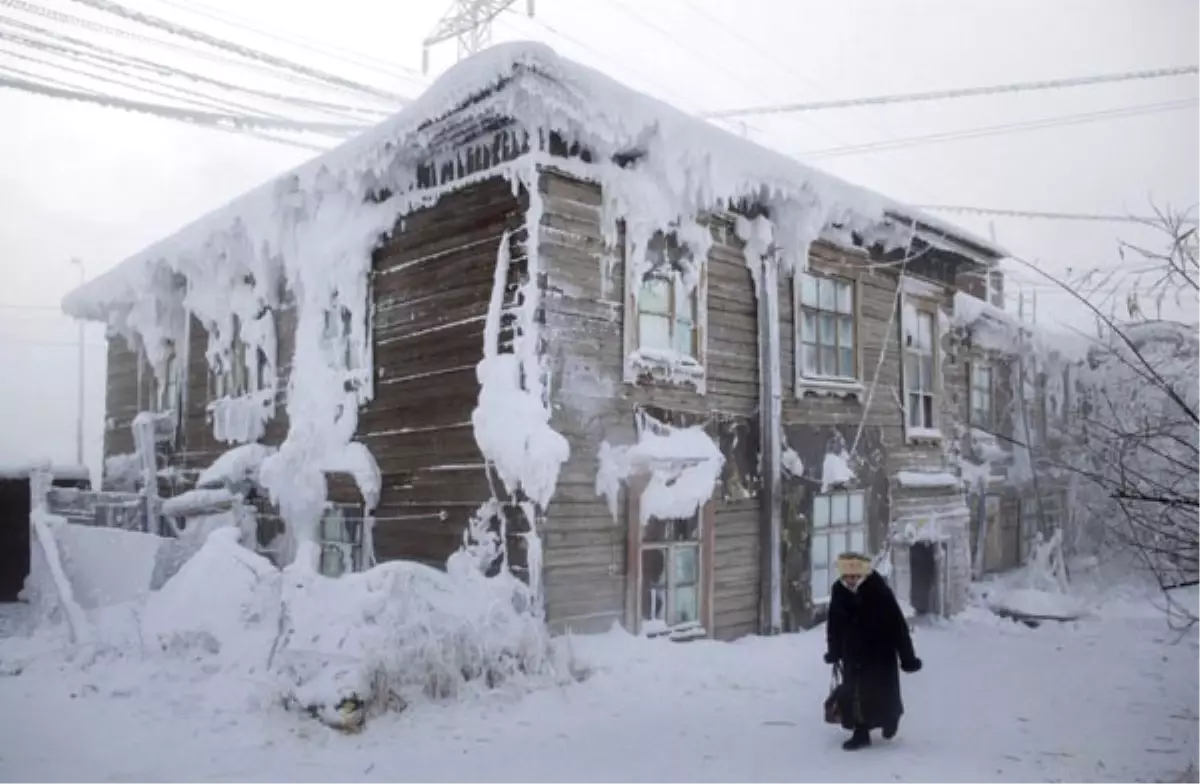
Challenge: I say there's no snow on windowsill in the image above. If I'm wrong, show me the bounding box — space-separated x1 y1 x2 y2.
641 619 708 642
820 450 856 493
894 470 962 489
595 415 724 525
796 375 864 399
626 347 706 392
905 427 943 444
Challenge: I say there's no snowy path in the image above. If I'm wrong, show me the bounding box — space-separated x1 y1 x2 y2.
0 604 1195 783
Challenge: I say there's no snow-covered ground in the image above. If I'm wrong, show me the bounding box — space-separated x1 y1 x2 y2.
0 587 1195 783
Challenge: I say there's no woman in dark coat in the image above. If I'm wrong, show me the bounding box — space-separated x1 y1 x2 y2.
824 552 922 750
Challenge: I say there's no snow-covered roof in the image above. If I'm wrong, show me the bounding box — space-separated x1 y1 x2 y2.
0 462 90 482
62 41 1006 320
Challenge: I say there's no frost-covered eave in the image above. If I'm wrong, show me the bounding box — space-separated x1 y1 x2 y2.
886 210 1009 263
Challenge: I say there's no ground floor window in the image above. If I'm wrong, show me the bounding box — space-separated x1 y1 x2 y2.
810 489 867 602
640 515 702 635
318 504 363 577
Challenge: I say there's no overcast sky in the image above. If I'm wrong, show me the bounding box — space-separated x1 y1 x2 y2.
0 0 1196 481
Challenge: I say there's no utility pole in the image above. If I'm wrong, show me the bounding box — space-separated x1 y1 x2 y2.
70 257 85 467
421 0 534 74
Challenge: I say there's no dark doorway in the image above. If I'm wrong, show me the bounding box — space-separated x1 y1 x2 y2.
910 542 938 616
0 473 92 603
0 479 33 602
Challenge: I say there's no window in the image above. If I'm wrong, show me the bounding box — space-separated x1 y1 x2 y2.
637 273 698 358
903 307 937 430
798 273 857 380
323 305 358 371
623 229 709 388
318 504 363 577
212 314 270 399
640 515 702 634
970 363 994 427
810 489 868 602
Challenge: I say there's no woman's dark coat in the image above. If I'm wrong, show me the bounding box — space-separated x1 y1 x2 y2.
825 571 918 731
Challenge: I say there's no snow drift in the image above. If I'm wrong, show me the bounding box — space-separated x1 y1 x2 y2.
273 556 553 727
117 528 555 727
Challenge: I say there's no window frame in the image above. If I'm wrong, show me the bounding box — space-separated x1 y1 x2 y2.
625 474 716 639
901 294 942 439
809 488 869 605
969 361 995 429
622 228 710 391
795 270 862 395
210 313 272 401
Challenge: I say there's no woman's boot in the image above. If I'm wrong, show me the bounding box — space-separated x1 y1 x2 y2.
842 726 871 751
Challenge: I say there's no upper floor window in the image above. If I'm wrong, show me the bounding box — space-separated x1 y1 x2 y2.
798 273 857 381
211 314 270 399
970 362 994 428
637 273 698 359
623 229 709 389
323 305 357 371
903 305 938 432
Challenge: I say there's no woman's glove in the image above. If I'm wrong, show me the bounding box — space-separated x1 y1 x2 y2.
900 656 923 673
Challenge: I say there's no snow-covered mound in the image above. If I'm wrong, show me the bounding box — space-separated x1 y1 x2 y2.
131 528 555 727
273 555 554 727
141 528 281 668
987 587 1085 621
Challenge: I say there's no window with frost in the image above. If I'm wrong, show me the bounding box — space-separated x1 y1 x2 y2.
638 274 698 358
969 363 994 428
212 314 270 399
798 273 857 382
323 306 356 370
903 307 937 431
810 489 867 603
318 504 363 577
640 515 702 634
148 349 179 414
624 229 708 382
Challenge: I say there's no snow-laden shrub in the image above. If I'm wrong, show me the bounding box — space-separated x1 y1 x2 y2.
271 555 554 727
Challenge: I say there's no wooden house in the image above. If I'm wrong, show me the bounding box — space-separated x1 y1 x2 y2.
64 42 1010 640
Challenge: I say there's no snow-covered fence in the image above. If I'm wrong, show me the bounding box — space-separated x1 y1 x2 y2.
43 486 148 532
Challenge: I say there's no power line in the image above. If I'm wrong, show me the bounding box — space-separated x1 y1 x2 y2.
799 98 1198 159
63 0 409 104
0 72 366 135
157 0 428 87
915 205 1172 224
676 0 944 207
0 0 400 101
0 14 389 121
702 64 1200 119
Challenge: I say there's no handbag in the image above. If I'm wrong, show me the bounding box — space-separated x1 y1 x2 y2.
823 663 844 725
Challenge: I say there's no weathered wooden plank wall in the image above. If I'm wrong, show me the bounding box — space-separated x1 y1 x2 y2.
364 176 527 570
538 170 762 640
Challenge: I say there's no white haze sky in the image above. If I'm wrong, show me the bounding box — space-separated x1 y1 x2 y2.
0 0 1196 482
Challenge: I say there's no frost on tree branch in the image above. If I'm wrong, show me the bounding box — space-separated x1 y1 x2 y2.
1033 206 1197 629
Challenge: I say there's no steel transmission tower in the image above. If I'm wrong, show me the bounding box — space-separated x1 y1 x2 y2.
422 0 535 73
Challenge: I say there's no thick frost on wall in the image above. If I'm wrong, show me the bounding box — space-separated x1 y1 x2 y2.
595 412 724 524
462 217 570 601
